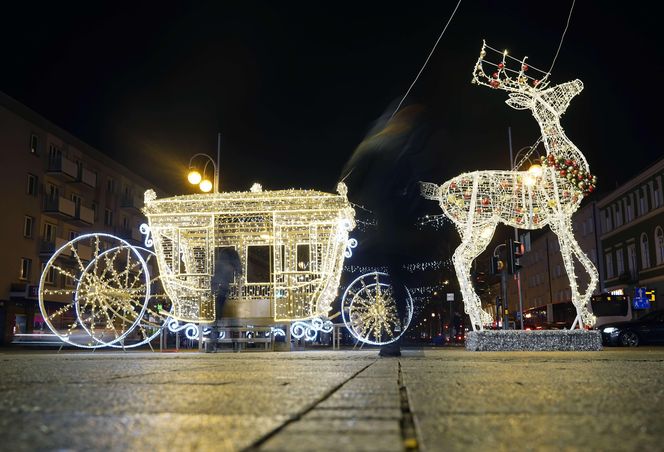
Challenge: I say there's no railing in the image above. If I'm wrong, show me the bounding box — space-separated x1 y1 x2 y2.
75 205 94 225
47 155 78 179
79 167 97 188
120 196 143 210
43 196 76 218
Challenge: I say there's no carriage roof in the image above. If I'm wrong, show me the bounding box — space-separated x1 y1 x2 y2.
142 188 352 217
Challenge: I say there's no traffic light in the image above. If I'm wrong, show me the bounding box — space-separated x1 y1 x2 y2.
490 256 504 274
646 289 656 303
472 271 487 294
506 238 524 274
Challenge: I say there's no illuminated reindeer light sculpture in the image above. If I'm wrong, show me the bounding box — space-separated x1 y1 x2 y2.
422 41 599 330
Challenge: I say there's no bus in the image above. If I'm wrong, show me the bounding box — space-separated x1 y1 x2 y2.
522 293 632 330
590 293 632 329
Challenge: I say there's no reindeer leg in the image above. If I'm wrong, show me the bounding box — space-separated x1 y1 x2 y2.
550 216 597 329
453 223 497 331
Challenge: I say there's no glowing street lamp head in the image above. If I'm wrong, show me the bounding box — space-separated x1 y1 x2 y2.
527 163 543 177
187 170 202 185
199 179 213 193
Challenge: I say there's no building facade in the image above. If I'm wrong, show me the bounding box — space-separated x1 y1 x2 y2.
0 92 164 344
515 200 602 326
597 157 664 313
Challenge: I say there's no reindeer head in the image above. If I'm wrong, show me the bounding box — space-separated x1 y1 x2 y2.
472 41 583 117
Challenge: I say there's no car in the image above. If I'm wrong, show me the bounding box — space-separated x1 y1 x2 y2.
598 310 664 347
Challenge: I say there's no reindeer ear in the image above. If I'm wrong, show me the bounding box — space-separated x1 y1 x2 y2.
505 93 531 110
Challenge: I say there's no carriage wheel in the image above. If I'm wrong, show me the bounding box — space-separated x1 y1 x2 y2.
341 272 413 346
38 233 154 348
103 246 171 349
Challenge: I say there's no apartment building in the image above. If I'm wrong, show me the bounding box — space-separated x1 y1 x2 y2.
0 92 165 344
514 201 602 325
598 157 664 312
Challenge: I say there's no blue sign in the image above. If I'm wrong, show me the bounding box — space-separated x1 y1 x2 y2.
633 287 651 310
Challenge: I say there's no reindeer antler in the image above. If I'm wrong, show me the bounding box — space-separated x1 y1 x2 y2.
472 40 550 93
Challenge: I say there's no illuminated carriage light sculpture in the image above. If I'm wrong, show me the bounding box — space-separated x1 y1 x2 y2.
142 183 356 326
421 41 599 331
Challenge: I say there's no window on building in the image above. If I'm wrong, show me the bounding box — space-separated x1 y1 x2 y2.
627 244 637 278
104 209 113 227
616 249 624 275
122 216 129 230
43 222 56 243
19 258 32 280
639 188 648 215
48 143 62 166
614 203 623 227
46 183 59 202
654 183 662 209
91 202 98 221
71 193 82 210
107 178 115 194
41 262 56 285
590 248 597 265
625 198 634 222
655 226 664 265
69 231 79 241
26 173 38 196
640 234 651 269
30 134 39 155
24 216 33 238
604 209 612 232
605 253 614 278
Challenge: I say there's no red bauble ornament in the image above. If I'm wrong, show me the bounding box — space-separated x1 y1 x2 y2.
492 72 499 79
481 197 491 206
522 64 529 71
490 80 500 88
498 62 505 69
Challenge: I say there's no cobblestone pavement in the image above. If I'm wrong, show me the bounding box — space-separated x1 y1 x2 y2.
0 347 663 451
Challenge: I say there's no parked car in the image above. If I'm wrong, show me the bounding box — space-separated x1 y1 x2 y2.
597 310 664 347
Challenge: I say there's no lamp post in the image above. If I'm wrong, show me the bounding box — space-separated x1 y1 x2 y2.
187 133 221 193
508 128 541 330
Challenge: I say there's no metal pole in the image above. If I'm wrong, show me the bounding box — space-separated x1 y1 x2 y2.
508 127 525 329
215 133 221 193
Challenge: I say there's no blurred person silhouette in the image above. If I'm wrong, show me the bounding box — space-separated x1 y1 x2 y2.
341 99 431 357
206 247 242 352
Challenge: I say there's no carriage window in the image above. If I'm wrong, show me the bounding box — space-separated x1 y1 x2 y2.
247 245 271 283
296 244 310 271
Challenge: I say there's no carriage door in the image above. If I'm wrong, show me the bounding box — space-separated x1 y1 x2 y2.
176 225 213 321
272 222 319 321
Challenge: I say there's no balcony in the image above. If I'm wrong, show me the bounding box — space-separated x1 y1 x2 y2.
120 195 143 212
117 227 142 245
43 196 76 219
70 205 95 226
41 237 92 261
47 155 78 181
74 167 97 189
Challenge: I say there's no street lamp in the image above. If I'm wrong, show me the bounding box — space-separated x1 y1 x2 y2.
508 130 542 330
187 133 221 193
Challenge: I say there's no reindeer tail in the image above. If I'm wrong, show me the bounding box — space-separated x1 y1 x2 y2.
419 182 441 201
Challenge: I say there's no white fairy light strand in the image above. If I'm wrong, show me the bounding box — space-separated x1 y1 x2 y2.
421 42 598 330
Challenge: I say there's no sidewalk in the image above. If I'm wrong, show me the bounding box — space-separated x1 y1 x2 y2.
0 347 662 451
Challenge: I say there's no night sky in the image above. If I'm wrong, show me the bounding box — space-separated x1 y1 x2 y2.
2 1 662 271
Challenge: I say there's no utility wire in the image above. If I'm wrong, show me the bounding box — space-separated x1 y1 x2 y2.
547 0 576 75
391 0 463 118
